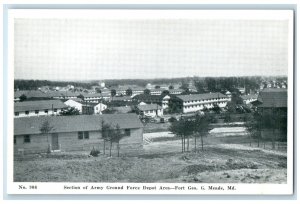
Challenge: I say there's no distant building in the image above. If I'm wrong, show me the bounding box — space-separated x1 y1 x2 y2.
14 100 67 117
111 96 132 102
169 89 184 95
14 114 144 154
137 104 163 117
133 94 170 110
80 93 103 103
241 94 258 105
174 92 230 113
64 99 83 113
225 91 232 101
82 102 107 115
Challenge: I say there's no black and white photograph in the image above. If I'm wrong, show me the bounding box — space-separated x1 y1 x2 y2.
6 9 294 195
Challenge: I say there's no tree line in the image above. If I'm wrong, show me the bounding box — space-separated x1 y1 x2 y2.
14 80 98 90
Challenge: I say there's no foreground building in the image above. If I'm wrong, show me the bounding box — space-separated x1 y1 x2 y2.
175 92 230 113
14 113 144 154
252 88 287 141
14 100 67 117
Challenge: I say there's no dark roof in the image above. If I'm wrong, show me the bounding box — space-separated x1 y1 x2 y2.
14 100 68 112
14 113 143 135
176 92 228 102
133 94 166 101
81 93 102 98
255 88 287 108
137 104 162 111
169 89 184 93
241 94 258 100
111 96 132 101
14 90 49 98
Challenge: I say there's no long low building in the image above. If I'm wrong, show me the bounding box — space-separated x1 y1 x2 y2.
174 92 230 113
14 113 144 154
14 100 67 117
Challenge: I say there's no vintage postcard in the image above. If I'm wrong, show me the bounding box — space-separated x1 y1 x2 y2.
5 9 294 195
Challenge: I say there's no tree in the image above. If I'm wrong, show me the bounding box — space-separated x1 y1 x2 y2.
212 104 221 114
144 89 151 95
60 107 80 116
193 114 210 151
101 120 111 155
111 89 117 99
126 88 133 96
19 94 27 102
162 90 170 95
39 120 54 153
77 94 85 101
245 113 262 147
95 88 102 93
169 117 194 153
110 124 125 157
169 85 174 90
155 85 160 89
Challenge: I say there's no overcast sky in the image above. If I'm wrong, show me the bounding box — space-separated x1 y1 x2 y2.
14 18 289 81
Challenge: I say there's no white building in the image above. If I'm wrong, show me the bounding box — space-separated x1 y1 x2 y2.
241 94 258 105
169 89 184 95
64 99 83 113
93 103 107 114
137 104 163 117
176 92 230 114
14 100 67 118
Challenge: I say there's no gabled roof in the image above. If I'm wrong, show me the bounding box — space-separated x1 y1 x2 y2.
113 106 133 113
14 100 68 112
65 98 83 103
111 96 132 101
133 94 166 101
240 94 258 100
255 88 287 108
137 104 162 111
81 93 102 98
169 89 184 93
176 92 228 102
14 90 49 98
14 113 143 135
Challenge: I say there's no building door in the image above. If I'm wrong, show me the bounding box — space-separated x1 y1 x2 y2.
51 133 59 150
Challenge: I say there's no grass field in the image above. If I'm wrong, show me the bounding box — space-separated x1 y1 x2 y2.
14 139 287 183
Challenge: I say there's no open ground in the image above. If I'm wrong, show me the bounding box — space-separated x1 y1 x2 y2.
14 123 287 183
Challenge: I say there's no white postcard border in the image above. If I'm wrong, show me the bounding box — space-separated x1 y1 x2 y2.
6 9 294 195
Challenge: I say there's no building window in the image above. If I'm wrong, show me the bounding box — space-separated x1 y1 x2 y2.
14 136 16 144
125 129 130 136
25 111 29 115
35 110 39 114
24 135 30 143
78 131 89 139
84 132 89 139
78 132 83 139
45 109 48 114
15 112 19 116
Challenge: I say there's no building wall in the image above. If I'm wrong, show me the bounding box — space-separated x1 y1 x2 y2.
14 109 63 118
14 128 143 155
181 98 229 113
143 109 163 117
94 103 107 114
